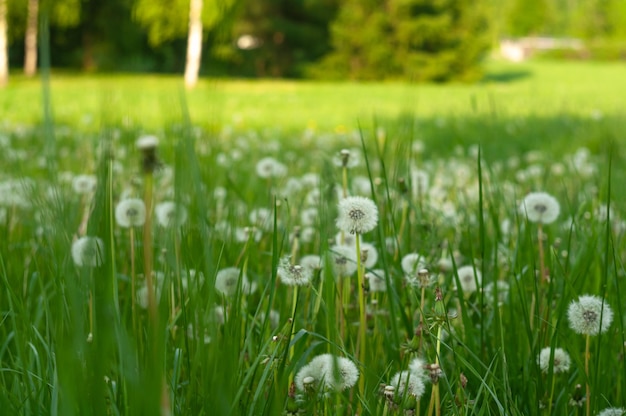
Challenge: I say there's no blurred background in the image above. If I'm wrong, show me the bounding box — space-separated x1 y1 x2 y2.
2 0 626 83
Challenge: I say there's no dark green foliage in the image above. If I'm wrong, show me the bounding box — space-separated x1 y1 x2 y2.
506 0 550 36
226 0 339 77
312 0 491 81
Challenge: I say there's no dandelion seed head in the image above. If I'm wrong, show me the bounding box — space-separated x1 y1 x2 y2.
329 245 357 278
336 196 378 235
401 253 427 275
255 157 287 179
300 254 322 272
567 294 613 336
389 370 425 399
537 347 571 374
366 269 388 293
215 267 254 296
72 174 97 195
115 198 146 227
295 354 359 392
71 236 105 267
456 265 482 294
360 242 378 268
135 134 159 150
278 257 313 286
155 201 188 227
520 192 560 224
408 357 429 382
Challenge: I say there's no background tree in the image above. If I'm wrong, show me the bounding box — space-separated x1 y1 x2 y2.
229 0 338 77
0 0 7 86
506 0 550 36
184 0 203 88
314 0 490 81
24 0 37 76
134 0 239 78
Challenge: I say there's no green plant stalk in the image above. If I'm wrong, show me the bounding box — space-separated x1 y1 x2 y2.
419 285 426 352
548 370 556 415
312 272 325 323
288 286 299 389
130 227 137 340
142 172 157 325
355 233 367 401
585 334 591 416
171 227 182 337
396 199 408 259
428 324 443 416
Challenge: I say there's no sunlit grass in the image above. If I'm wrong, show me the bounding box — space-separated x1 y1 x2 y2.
2 59 626 132
0 60 625 415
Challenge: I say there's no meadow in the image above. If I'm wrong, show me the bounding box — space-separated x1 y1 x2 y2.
1 59 625 415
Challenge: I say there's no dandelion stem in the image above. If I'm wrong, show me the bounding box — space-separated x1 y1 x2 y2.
142 172 157 325
288 286 299 389
355 234 367 401
585 334 591 416
548 369 556 415
129 227 137 339
427 324 443 416
88 289 93 340
537 223 548 283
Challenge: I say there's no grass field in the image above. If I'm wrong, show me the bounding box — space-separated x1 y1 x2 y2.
1 59 625 415
1 59 625 132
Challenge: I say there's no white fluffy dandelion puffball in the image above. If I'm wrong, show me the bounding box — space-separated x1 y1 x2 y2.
135 134 159 150
389 370 426 399
336 196 378 234
277 257 313 287
294 354 359 392
520 192 560 224
567 294 613 336
115 198 146 227
71 236 105 267
537 347 571 374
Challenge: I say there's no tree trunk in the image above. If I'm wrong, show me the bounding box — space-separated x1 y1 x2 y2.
184 0 203 89
24 0 38 76
0 0 8 87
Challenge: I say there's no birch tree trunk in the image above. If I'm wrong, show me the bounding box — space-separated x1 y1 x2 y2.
24 0 38 76
184 0 203 89
0 0 8 87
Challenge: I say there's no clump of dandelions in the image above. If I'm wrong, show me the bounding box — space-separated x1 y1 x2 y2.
115 198 146 227
537 347 571 374
277 256 313 286
336 196 378 235
294 354 359 393
71 236 105 267
567 294 613 336
519 192 560 224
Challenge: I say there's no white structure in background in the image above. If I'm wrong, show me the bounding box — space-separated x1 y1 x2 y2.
500 37 584 62
237 34 262 50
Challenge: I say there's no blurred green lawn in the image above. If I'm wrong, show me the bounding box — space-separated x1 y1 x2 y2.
1 59 625 132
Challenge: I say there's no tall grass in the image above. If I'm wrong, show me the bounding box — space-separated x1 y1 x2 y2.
0 106 624 415
1 50 625 415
